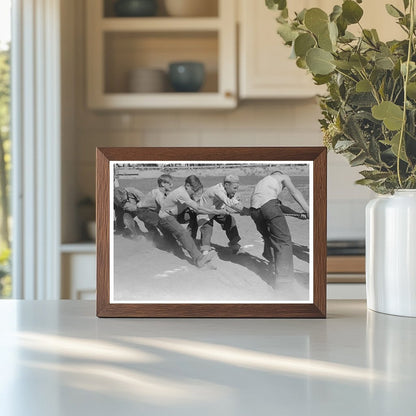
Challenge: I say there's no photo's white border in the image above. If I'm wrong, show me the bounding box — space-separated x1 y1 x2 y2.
109 160 313 304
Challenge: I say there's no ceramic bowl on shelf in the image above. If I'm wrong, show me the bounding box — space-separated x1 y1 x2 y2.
128 68 167 93
114 0 158 17
164 0 218 17
168 62 205 92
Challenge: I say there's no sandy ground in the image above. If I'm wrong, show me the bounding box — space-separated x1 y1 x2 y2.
113 215 310 303
113 169 311 303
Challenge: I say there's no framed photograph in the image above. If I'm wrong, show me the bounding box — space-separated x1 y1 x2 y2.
96 147 326 318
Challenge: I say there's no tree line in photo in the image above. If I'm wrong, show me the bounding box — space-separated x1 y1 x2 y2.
114 168 309 286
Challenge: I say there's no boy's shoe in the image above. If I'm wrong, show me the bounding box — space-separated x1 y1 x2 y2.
196 250 217 268
232 247 247 255
201 247 216 256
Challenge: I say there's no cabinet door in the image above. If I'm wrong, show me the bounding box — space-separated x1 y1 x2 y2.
239 0 404 99
239 0 325 99
62 253 96 300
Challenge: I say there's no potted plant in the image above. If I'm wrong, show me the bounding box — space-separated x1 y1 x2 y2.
266 0 416 316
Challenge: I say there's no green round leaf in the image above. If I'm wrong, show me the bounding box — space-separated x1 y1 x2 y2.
338 31 356 43
296 57 308 69
333 60 353 70
306 48 335 75
336 15 348 36
362 29 376 46
313 74 332 85
350 54 368 70
371 29 380 42
277 23 298 43
401 61 416 76
318 27 334 52
349 152 367 167
375 56 395 70
296 8 307 23
342 0 364 24
356 80 372 92
328 21 338 43
385 4 403 18
371 101 404 131
389 132 408 162
266 0 287 11
407 82 416 99
304 8 329 35
330 5 342 22
317 21 338 52
277 0 287 10
294 33 316 58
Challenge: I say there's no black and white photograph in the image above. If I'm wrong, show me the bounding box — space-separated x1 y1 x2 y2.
109 161 313 304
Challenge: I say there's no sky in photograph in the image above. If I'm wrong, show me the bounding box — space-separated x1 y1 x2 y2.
0 0 11 49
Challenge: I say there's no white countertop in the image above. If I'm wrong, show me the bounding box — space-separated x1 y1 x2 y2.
0 300 415 415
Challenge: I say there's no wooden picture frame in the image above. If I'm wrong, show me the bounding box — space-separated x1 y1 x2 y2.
96 147 326 318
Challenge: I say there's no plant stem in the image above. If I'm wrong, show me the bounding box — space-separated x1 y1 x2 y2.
397 0 415 188
358 69 381 104
390 79 398 101
334 68 358 84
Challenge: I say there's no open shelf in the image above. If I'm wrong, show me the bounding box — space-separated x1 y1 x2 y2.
102 17 221 31
104 31 218 94
87 0 236 109
61 243 96 253
103 0 219 18
90 92 234 109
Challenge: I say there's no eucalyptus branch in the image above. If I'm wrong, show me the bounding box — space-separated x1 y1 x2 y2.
267 0 416 192
397 0 415 188
398 24 410 35
359 22 378 49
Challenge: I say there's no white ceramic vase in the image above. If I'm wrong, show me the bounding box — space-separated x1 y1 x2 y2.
366 190 416 317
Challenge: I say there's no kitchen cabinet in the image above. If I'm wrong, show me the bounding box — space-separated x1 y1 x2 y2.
327 256 366 299
86 0 237 109
61 245 96 300
87 0 403 107
60 248 365 300
238 0 325 99
238 0 404 99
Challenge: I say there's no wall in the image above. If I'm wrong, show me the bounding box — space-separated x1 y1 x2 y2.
61 0 374 243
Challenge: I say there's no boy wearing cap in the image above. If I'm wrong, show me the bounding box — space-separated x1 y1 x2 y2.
250 171 309 280
198 175 247 255
159 175 228 268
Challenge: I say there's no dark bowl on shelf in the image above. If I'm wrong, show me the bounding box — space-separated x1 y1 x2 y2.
114 0 158 17
168 62 205 93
